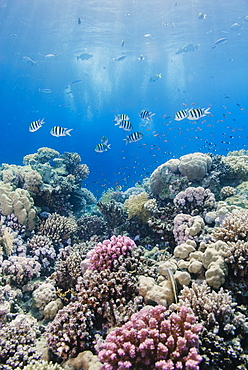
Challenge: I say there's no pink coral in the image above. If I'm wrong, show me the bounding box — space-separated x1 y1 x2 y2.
98 305 202 370
88 235 136 271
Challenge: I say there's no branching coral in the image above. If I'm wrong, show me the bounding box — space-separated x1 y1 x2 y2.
38 213 77 244
213 208 248 242
98 305 202 370
97 200 127 229
77 215 107 241
61 152 89 181
1 256 41 286
27 234 56 275
17 360 64 370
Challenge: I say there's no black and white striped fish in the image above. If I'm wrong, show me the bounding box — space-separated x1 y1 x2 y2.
124 131 143 144
187 107 211 120
29 118 45 132
119 120 133 131
114 114 130 124
50 126 73 137
174 109 189 121
139 110 155 121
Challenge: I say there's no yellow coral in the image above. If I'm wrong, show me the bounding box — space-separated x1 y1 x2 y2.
123 192 151 223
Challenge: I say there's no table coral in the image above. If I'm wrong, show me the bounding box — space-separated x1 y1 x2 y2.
98 305 202 370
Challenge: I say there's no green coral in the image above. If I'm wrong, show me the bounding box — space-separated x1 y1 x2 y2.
123 192 151 223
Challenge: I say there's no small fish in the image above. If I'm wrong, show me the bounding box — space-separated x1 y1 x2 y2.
149 73 162 82
77 53 93 60
22 56 37 65
124 132 143 144
198 12 206 19
174 109 189 121
119 120 133 131
71 79 82 84
165 268 178 304
113 55 127 61
139 110 155 121
175 44 199 54
39 88 52 93
45 54 56 58
50 126 73 137
94 142 111 153
187 107 211 120
212 38 228 48
121 40 125 47
78 17 81 25
138 54 145 61
29 118 45 132
114 114 130 124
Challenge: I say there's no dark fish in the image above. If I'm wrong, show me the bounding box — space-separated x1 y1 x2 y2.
138 54 145 61
198 12 206 19
124 132 143 144
119 120 133 131
77 53 93 60
50 126 73 137
78 18 81 24
113 55 127 61
121 40 125 47
71 79 82 84
29 118 45 132
212 38 228 48
139 110 155 121
174 109 189 121
187 107 211 120
175 44 199 54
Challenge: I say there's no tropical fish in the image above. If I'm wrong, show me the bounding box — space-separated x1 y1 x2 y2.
198 12 206 19
94 142 111 153
175 44 199 54
77 53 93 60
50 126 73 137
119 120 133 131
165 268 178 304
139 110 155 121
138 54 145 61
39 88 52 94
212 38 228 48
124 132 143 144
101 136 108 144
187 107 211 120
149 73 162 82
113 55 127 61
114 114 130 124
22 56 37 65
174 109 189 121
29 118 45 132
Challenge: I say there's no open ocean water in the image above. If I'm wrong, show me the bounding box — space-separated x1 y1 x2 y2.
1 0 248 194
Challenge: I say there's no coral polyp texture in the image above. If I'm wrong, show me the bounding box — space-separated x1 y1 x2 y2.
88 235 136 271
98 305 202 370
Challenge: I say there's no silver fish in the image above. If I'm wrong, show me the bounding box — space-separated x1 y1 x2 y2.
212 38 228 48
187 107 211 120
77 53 93 60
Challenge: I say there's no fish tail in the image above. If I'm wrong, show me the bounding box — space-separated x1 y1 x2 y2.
204 107 211 114
107 144 111 149
123 138 128 145
66 129 73 136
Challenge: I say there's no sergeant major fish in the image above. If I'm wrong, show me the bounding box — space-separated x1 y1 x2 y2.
50 126 73 137
118 120 133 131
95 136 111 153
139 110 155 121
124 131 143 144
29 118 45 132
187 107 211 120
174 109 189 121
114 114 130 124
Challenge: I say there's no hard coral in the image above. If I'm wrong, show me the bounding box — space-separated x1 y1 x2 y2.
38 213 77 245
174 186 216 216
98 305 202 370
213 208 248 242
123 192 151 223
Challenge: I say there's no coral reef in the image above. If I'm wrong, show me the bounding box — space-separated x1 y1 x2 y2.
1 256 41 286
174 186 216 216
17 361 64 370
38 213 77 245
76 214 107 241
123 192 151 223
97 200 127 229
98 305 202 370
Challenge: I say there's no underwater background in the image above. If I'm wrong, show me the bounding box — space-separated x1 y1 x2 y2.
1 0 248 194
1 1 248 370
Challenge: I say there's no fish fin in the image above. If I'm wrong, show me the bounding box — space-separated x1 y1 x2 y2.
123 138 128 144
204 107 211 114
107 144 111 149
66 129 73 136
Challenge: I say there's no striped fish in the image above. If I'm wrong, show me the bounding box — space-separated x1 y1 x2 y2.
187 107 211 120
124 131 143 144
139 110 155 121
114 114 130 124
174 109 189 121
50 126 73 137
29 118 45 132
119 120 133 131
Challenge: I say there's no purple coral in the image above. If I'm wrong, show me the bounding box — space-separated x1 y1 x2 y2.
88 235 136 271
98 305 202 370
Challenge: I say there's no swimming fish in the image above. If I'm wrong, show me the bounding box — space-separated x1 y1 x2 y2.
45 54 56 58
78 18 81 25
174 109 189 121
139 110 155 121
121 40 125 47
124 132 143 144
39 88 52 93
138 54 145 61
165 268 178 304
149 73 162 82
71 79 82 84
212 38 228 48
22 56 37 65
114 114 130 124
77 53 93 60
198 12 206 19
187 107 211 120
95 137 111 153
29 118 45 132
50 126 73 137
175 44 199 54
113 55 127 61
119 120 133 131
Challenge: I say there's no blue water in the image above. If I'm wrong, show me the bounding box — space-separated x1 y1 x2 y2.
1 0 248 195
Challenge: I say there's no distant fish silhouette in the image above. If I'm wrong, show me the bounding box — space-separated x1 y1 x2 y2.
77 53 93 60
212 38 228 48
